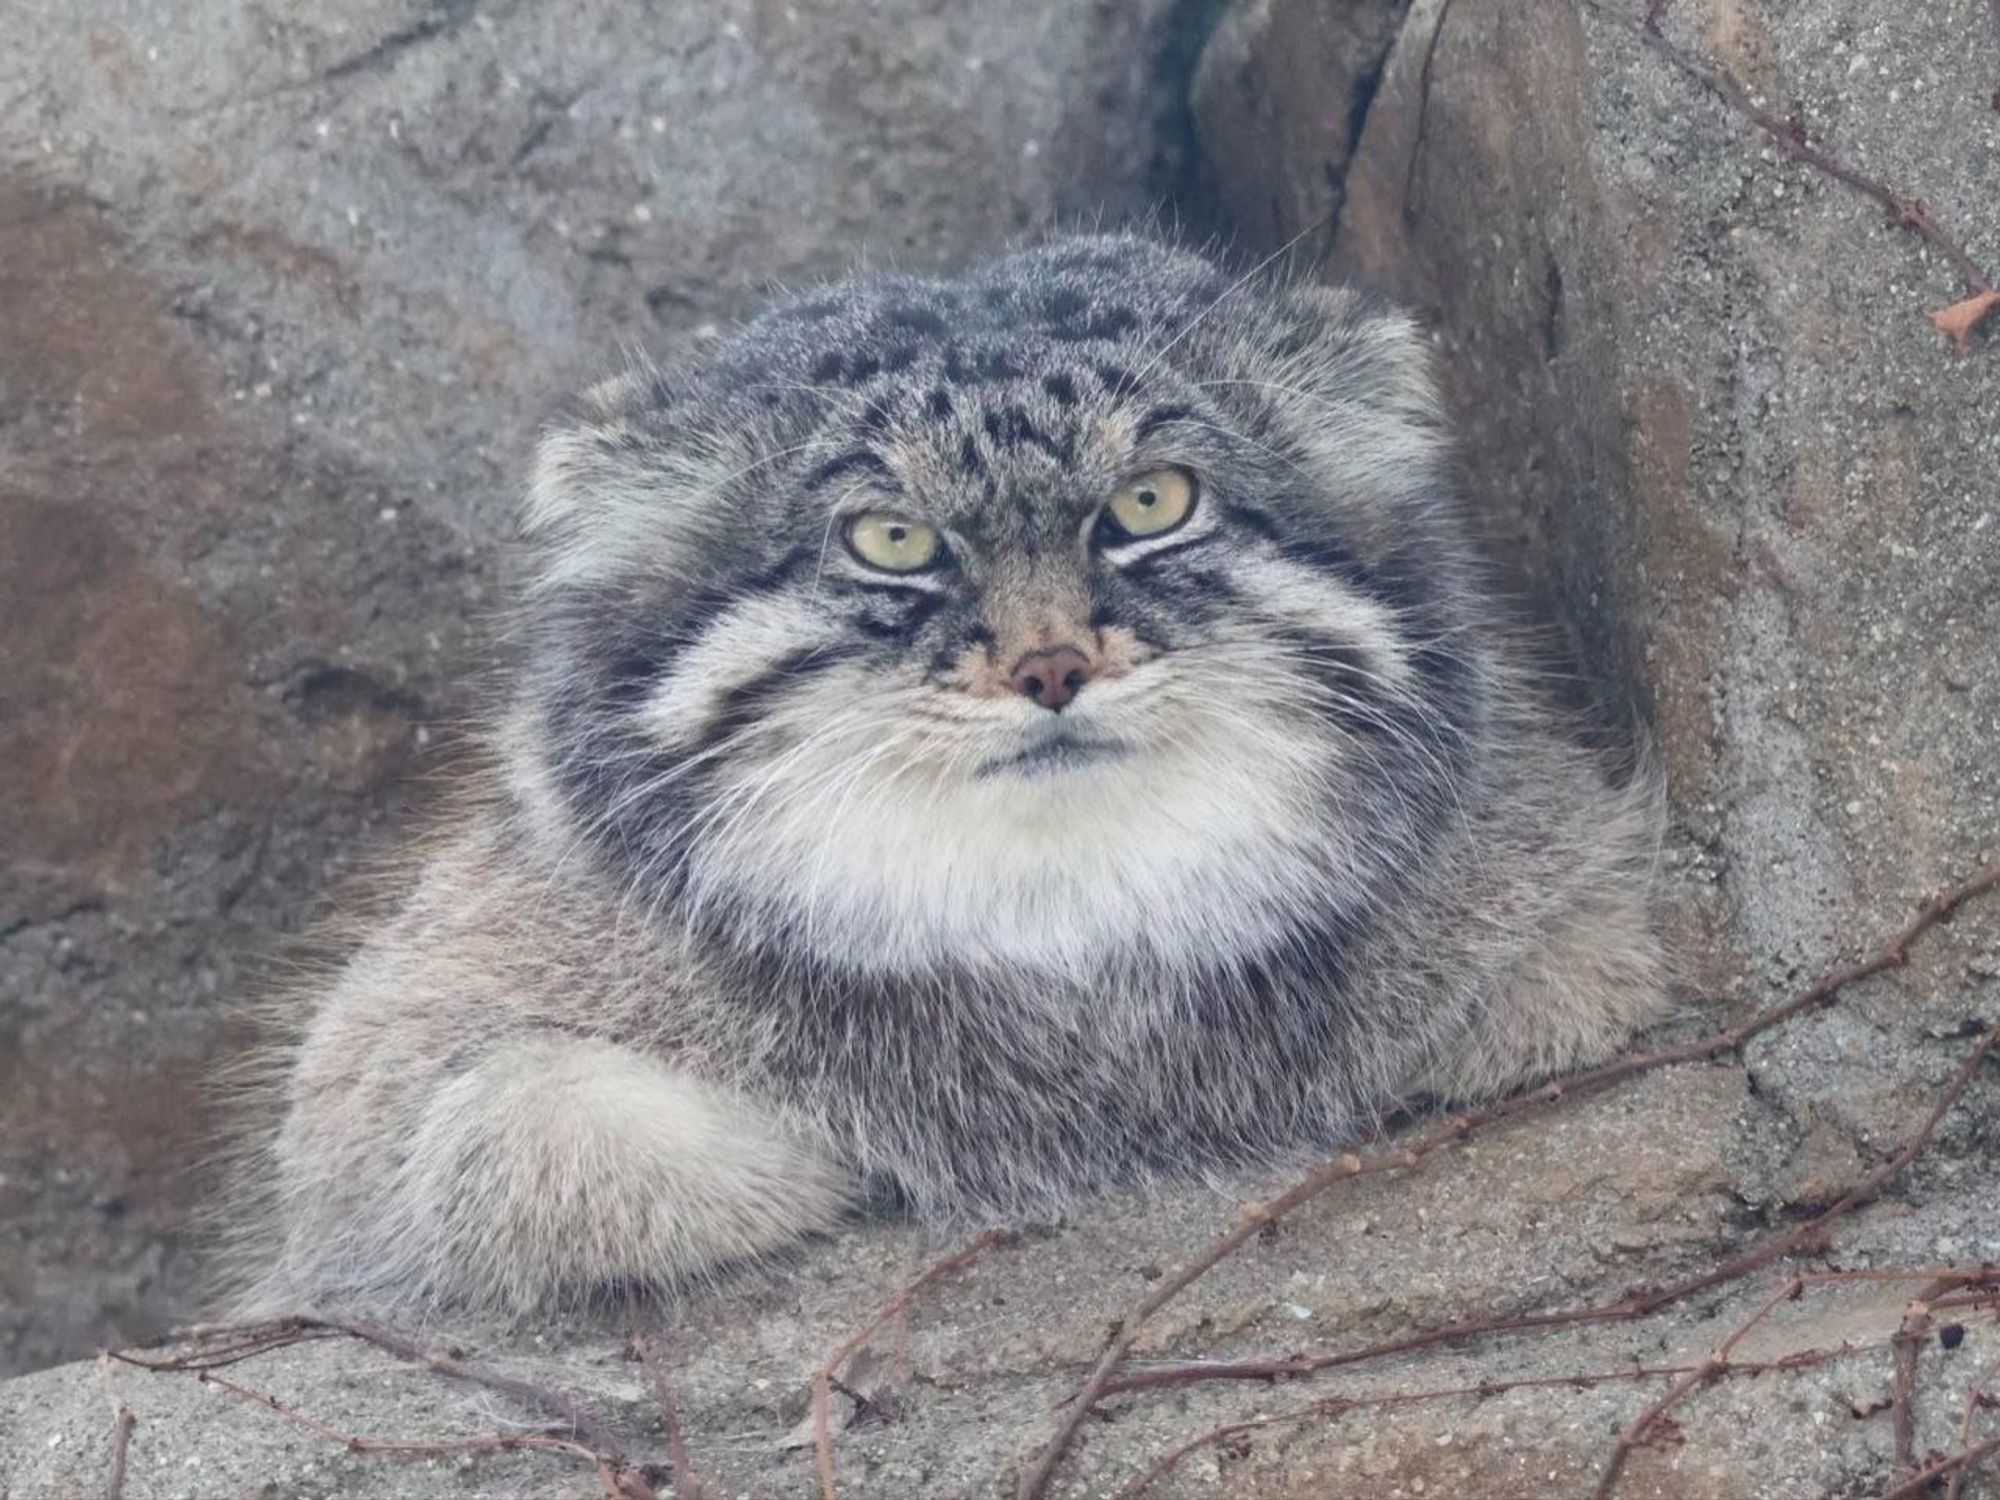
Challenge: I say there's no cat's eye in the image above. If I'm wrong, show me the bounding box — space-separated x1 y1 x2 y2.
1101 467 1197 541
846 512 942 572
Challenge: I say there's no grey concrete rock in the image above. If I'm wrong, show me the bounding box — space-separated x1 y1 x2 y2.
0 0 1195 1375
2 1064 1996 1497
1196 0 2000 975
1184 0 2000 1482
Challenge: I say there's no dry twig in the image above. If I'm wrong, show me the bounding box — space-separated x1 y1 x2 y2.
1944 1347 2000 1500
626 1293 707 1500
1592 1270 1992 1498
1886 1285 1952 1482
98 1351 137 1500
1101 1017 2000 1412
1591 1275 1805 1500
1112 1336 1920 1496
813 1229 1006 1500
1884 1433 2000 1500
324 1316 626 1455
1013 861 2000 1497
193 1366 655 1499
1112 1339 1889 1499
1118 1270 2000 1498
1594 1 1999 348
110 1318 334 1372
113 1314 646 1494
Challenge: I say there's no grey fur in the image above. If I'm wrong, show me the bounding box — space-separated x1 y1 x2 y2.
232 235 1666 1317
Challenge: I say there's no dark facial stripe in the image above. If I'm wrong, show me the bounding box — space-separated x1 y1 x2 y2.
600 631 679 707
808 449 893 489
853 589 944 641
688 643 857 755
925 618 992 675
1089 573 1217 646
982 405 1070 461
1259 620 1400 743
1133 404 1195 442
1221 503 1281 539
736 544 816 596
1292 538 1478 722
567 544 814 711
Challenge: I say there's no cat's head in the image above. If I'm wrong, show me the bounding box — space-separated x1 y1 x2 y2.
508 235 1493 979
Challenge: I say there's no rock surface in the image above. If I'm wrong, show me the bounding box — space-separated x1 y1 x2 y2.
6 0 2000 1494
2 1057 1996 1497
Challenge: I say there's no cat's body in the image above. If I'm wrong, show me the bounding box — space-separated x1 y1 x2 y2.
237 236 1665 1316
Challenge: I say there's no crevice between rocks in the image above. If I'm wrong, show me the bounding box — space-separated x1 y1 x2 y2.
1145 0 1236 241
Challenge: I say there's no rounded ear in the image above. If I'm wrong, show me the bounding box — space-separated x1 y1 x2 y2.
1227 283 1449 513
1276 284 1444 424
576 369 648 419
521 360 734 593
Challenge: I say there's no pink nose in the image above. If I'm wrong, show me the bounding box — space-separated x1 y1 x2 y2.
1010 645 1094 711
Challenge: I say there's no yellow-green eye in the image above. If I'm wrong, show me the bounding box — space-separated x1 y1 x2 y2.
846 512 942 572
1103 467 1197 540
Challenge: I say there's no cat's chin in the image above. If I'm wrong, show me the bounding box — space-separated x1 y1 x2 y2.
972 725 1133 779
671 740 1359 982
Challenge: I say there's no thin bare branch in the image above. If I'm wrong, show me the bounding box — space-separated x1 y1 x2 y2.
1883 1433 2000 1500
1014 861 2000 1497
1100 1021 2000 1405
1944 1347 2000 1500
319 1317 628 1456
814 1229 1005 1500
1590 1275 1804 1499
1887 1294 1940 1480
1592 1 1996 299
192 1367 655 1500
98 1352 137 1500
109 1319 333 1372
1115 1336 1885 1498
626 1293 706 1500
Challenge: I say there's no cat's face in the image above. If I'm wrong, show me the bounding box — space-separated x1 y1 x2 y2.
514 237 1490 979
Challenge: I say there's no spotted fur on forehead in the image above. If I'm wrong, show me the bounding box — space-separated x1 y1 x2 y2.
524 234 1446 590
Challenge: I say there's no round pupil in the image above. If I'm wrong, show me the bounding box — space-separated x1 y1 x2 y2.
1136 489 1157 508
887 524 908 544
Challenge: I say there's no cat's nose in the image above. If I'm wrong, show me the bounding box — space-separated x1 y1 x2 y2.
1010 645 1095 711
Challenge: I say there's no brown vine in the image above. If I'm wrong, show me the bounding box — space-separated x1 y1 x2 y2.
1013 862 2000 1497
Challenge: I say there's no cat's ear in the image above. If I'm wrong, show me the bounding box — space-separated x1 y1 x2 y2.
1232 284 1449 509
522 357 731 591
1272 284 1443 424
574 368 650 420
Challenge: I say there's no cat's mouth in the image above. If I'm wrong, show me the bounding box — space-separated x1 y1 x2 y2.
975 725 1132 779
